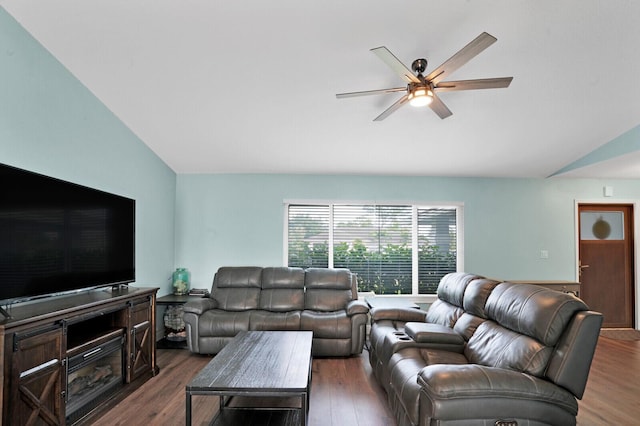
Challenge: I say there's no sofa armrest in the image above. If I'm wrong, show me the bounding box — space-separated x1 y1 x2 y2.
404 322 464 346
370 307 427 323
346 300 369 316
417 364 578 416
183 297 218 315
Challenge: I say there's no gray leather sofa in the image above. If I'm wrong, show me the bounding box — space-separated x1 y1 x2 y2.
182 266 369 356
369 272 602 426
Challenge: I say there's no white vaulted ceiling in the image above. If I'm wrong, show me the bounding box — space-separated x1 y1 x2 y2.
2 0 640 178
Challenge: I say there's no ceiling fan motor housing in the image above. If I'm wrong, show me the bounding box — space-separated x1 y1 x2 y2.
411 58 428 75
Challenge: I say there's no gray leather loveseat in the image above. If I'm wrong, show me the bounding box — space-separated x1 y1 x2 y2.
182 266 369 356
369 272 602 426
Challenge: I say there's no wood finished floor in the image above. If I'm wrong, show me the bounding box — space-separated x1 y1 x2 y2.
93 336 640 426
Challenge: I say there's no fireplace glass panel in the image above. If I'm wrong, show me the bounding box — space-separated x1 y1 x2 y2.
66 335 124 423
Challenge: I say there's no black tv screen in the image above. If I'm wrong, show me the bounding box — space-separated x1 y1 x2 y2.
0 163 135 305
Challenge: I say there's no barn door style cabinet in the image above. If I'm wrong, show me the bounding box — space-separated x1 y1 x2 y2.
0 287 158 425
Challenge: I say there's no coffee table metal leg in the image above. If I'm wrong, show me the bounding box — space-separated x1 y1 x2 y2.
185 391 192 426
219 395 225 411
301 391 307 426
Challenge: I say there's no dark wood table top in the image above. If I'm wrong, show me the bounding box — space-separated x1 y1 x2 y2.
156 294 205 305
365 296 420 310
187 331 313 393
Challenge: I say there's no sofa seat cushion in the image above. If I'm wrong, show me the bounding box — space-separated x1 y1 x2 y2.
198 310 251 337
388 348 427 426
388 347 468 425
249 310 301 330
422 349 468 365
417 364 579 424
300 310 351 338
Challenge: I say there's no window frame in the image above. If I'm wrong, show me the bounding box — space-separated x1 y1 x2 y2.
283 200 464 299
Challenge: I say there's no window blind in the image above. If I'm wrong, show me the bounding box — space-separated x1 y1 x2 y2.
333 205 413 295
287 204 329 268
418 208 457 294
286 203 459 295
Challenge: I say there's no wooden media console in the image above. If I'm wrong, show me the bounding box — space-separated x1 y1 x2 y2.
0 286 158 425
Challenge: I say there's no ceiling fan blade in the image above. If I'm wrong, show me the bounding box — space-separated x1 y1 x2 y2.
370 47 420 84
429 93 453 119
336 87 406 99
425 32 497 85
434 77 513 92
373 94 409 121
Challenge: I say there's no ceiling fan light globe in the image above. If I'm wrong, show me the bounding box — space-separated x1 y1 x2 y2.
408 88 433 107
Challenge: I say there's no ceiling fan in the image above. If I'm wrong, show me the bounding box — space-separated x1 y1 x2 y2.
336 32 513 121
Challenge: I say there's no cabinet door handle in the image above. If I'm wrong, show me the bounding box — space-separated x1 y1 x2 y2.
20 359 59 379
134 321 150 332
83 347 102 358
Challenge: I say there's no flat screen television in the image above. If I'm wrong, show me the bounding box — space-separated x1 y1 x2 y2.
0 163 135 307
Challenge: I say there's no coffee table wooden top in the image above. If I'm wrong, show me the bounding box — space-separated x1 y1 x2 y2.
187 331 313 393
365 296 420 310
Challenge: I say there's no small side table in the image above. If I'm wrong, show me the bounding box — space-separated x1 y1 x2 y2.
157 294 205 349
365 296 420 310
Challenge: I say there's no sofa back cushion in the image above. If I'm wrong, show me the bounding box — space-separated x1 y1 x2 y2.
465 321 553 376
259 267 305 312
212 267 263 311
425 273 481 327
424 299 464 328
452 313 486 341
484 282 588 346
304 268 353 311
436 272 482 307
462 278 500 318
465 282 590 378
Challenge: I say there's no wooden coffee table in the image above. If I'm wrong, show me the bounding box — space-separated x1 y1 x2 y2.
185 331 313 426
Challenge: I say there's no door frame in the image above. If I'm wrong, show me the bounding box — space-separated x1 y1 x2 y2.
574 199 639 329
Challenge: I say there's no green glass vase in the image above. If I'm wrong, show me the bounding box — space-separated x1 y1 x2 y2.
172 268 191 295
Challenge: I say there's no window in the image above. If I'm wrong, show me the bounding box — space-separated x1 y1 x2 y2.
286 202 462 295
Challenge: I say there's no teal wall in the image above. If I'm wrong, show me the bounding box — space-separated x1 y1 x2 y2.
175 174 639 290
4 6 640 301
0 8 177 295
